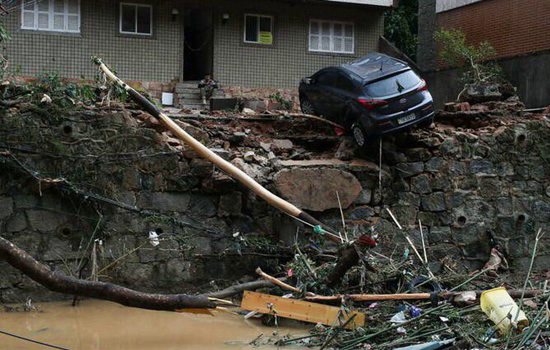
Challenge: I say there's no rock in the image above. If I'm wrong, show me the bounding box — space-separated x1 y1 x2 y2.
218 192 243 216
243 151 255 162
425 157 445 172
272 139 293 150
470 159 493 174
0 196 13 220
461 83 506 103
274 168 362 211
6 212 27 232
354 189 372 205
231 157 269 182
243 99 267 113
395 162 424 178
260 142 271 152
188 195 218 217
429 226 452 243
242 107 256 116
26 209 68 232
349 206 375 220
190 158 213 177
334 138 356 160
138 192 190 212
411 174 432 194
444 102 470 112
421 192 447 212
211 148 232 161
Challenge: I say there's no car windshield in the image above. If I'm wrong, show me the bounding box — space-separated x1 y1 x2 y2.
364 70 421 97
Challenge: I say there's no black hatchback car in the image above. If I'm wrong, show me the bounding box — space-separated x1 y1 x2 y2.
299 53 434 146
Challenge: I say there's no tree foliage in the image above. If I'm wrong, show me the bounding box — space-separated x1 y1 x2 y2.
434 28 504 85
384 0 418 60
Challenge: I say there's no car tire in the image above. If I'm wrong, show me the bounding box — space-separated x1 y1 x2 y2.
352 124 366 147
300 98 317 115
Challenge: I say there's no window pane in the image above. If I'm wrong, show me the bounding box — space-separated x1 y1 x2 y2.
37 1 49 11
245 15 258 42
321 36 330 51
68 15 79 31
345 24 353 37
310 35 319 50
344 38 353 52
53 14 64 29
310 21 319 35
68 0 79 14
259 17 271 32
121 5 136 33
38 13 49 28
333 37 342 52
137 6 151 34
321 22 330 35
53 0 64 13
366 70 422 97
334 23 342 36
23 11 35 27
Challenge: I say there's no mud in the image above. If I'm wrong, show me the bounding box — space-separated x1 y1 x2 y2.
0 300 307 350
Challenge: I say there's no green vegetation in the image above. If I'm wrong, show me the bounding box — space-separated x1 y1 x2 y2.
434 28 505 85
384 0 418 60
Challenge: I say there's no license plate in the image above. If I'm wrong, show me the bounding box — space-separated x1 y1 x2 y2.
397 113 416 125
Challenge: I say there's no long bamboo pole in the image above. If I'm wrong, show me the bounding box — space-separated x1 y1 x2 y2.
92 58 338 242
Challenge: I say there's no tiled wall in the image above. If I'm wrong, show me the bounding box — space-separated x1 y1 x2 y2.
4 0 184 83
4 0 384 89
209 0 385 88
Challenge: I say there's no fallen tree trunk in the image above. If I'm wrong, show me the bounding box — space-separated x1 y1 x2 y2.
206 277 288 299
0 236 214 310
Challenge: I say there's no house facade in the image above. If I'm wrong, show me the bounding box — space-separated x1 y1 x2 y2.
417 0 550 108
4 0 392 100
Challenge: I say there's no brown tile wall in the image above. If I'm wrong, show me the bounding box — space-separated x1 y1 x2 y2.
437 0 550 59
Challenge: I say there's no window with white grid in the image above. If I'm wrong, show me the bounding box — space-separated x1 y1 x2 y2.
21 0 80 33
309 20 354 54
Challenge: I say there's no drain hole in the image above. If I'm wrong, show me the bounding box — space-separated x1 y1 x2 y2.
517 134 526 143
61 228 71 236
516 214 526 223
457 216 467 225
62 125 73 135
155 228 164 234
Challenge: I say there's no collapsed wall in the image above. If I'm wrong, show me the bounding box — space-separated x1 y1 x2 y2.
0 104 549 303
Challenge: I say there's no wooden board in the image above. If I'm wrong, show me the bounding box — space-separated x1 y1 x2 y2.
241 291 365 329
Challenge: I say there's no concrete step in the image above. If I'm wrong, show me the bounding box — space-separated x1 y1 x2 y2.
177 93 201 99
176 87 199 93
182 103 208 110
179 98 204 104
177 81 201 89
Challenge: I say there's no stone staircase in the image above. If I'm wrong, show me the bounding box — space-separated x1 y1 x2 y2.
175 81 205 110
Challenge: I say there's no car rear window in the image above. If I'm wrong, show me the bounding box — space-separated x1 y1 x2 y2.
364 70 422 97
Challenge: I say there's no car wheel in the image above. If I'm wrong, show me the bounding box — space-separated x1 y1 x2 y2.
352 124 366 147
300 98 316 115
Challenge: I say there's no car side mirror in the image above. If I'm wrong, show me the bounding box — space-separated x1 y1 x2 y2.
302 77 314 85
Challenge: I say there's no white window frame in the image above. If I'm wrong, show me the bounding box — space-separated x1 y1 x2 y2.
21 0 81 33
119 3 153 36
243 14 274 44
309 19 355 54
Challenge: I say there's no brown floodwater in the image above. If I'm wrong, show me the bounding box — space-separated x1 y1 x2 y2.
0 300 310 350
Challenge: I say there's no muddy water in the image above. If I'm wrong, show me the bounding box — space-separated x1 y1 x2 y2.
0 300 309 350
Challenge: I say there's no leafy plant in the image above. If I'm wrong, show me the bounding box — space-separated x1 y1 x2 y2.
269 92 292 110
384 0 418 60
434 28 505 85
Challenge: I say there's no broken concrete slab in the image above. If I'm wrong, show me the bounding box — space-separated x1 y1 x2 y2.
274 167 362 211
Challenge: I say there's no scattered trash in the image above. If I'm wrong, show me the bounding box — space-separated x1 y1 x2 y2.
480 287 529 334
392 338 455 350
148 231 160 247
390 311 407 324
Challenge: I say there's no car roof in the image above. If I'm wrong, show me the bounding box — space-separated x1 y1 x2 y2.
341 53 409 82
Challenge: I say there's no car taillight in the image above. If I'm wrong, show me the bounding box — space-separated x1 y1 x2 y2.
358 98 387 110
417 79 428 92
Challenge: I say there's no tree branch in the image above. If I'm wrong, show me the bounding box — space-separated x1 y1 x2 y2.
0 236 214 310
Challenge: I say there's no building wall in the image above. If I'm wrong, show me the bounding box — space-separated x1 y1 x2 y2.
4 0 385 90
4 0 183 83
210 0 385 88
437 0 550 59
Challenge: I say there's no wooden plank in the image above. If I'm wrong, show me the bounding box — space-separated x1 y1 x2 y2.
241 291 365 329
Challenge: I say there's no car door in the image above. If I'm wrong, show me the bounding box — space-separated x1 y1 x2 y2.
331 72 360 125
309 70 336 118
